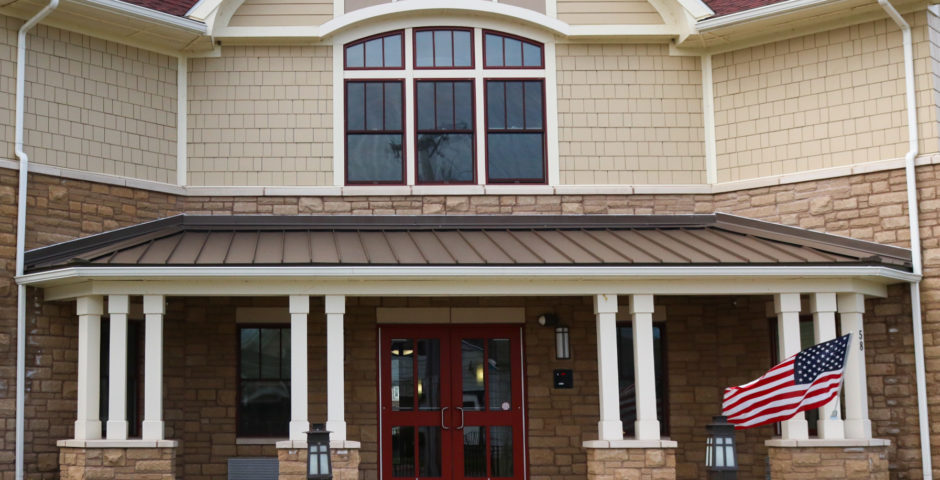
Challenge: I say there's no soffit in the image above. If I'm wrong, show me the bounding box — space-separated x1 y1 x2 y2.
23 214 913 273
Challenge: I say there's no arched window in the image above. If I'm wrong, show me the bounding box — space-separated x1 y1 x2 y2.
343 28 546 185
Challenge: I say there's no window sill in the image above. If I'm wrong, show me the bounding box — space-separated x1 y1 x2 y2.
57 439 179 448
276 439 362 449
236 437 287 445
765 438 890 448
582 439 677 449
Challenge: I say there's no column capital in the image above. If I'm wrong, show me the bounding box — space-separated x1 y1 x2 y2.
289 295 310 315
76 296 103 316
628 294 654 315
325 295 346 314
774 293 801 314
810 293 837 313
594 294 618 315
143 295 165 315
108 295 130 315
837 293 866 314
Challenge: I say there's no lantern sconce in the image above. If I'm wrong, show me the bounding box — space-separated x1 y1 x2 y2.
538 314 570 360
705 415 738 480
307 424 332 480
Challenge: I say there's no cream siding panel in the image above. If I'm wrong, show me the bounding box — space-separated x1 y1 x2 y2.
229 0 333 27
23 24 177 184
187 46 333 187
556 44 706 185
499 0 546 14
0 16 19 160
345 0 389 14
557 0 663 25
713 14 938 183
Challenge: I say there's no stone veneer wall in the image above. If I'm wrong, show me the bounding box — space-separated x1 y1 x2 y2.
277 447 360 480
0 164 935 478
58 447 176 479
767 445 889 479
585 447 676 480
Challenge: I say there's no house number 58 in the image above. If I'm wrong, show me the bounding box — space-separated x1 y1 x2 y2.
858 330 864 351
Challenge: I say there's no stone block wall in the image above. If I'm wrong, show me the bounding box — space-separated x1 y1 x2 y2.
58 447 176 479
277 447 360 480
585 447 676 480
767 445 889 479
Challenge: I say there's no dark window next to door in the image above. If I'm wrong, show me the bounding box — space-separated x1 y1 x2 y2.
238 326 290 437
616 323 668 437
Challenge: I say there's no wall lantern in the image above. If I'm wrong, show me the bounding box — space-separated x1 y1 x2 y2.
307 424 332 480
555 326 571 359
705 415 738 480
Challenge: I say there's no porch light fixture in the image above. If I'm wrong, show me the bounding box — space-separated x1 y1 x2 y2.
307 424 332 479
555 326 570 359
704 415 737 480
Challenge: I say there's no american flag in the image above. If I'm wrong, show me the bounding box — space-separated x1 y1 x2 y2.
722 334 851 429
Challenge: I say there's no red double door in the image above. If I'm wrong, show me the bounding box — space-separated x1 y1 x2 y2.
379 325 526 480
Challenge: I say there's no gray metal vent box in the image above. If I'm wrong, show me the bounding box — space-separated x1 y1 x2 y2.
227 457 279 480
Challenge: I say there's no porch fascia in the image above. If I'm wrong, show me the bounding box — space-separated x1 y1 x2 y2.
17 265 914 301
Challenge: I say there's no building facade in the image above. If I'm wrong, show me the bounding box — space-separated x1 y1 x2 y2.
1 0 940 479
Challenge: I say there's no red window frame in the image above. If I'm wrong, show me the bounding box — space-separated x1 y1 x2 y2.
344 30 405 70
344 80 407 185
482 30 544 70
412 27 475 69
413 79 477 185
483 78 547 184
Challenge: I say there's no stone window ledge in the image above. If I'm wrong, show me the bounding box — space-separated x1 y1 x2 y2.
276 439 362 449
582 439 678 449
765 438 890 448
236 437 286 445
57 439 179 448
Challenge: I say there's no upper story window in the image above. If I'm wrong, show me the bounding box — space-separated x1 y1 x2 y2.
343 28 547 186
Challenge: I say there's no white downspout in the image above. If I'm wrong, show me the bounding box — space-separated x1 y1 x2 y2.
877 2 932 479
14 1 59 479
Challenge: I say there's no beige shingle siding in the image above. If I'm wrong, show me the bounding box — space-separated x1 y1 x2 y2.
557 0 664 25
229 0 333 27
556 44 706 185
713 14 939 183
22 24 178 184
0 16 18 160
187 46 333 187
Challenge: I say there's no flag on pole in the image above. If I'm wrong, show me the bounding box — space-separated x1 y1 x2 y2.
722 333 851 429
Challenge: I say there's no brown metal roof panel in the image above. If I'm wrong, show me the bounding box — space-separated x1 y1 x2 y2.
195 232 234 264
255 232 285 264
509 231 573 263
583 230 648 263
107 243 149 264
701 230 783 263
283 232 313 264
609 230 688 263
533 230 602 263
383 232 428 264
710 230 837 263
483 231 542 264
166 232 208 264
225 232 260 264
359 232 399 264
138 235 183 264
433 231 486 264
334 232 369 263
640 230 718 263
310 232 341 264
559 230 632 263
681 229 752 263
455 231 514 264
408 232 456 264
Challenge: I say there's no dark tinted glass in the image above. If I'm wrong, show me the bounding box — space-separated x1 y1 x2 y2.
392 426 415 476
364 38 383 67
436 82 455 129
484 33 503 67
345 32 403 69
617 324 666 437
415 31 434 67
454 30 472 67
348 134 403 182
346 83 365 130
523 42 542 67
487 133 544 181
417 82 435 129
384 34 402 67
524 81 542 129
365 82 384 130
346 43 364 68
504 37 522 66
434 31 453 67
505 82 524 129
238 326 290 437
484 32 543 68
385 83 402 130
454 82 473 128
486 82 505 129
417 133 473 183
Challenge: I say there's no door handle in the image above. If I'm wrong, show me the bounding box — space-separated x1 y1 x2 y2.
441 406 449 430
456 407 465 430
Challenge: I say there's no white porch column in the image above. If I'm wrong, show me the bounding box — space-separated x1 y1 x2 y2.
106 295 129 440
774 293 809 440
630 294 660 440
142 295 165 441
325 295 346 442
289 295 310 441
594 294 623 441
810 293 844 439
75 296 103 440
838 293 872 439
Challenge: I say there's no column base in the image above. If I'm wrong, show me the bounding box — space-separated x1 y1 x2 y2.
584 445 676 480
596 420 624 441
106 420 129 440
289 420 310 441
58 441 177 480
766 439 889 480
141 420 165 440
277 443 360 480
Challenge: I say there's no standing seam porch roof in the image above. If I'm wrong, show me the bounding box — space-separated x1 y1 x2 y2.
23 213 913 273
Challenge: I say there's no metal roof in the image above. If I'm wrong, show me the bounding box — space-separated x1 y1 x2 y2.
22 214 913 273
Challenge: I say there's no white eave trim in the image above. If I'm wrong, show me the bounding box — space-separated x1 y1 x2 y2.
185 0 221 20
71 0 207 33
16 265 920 285
696 0 846 31
675 0 715 19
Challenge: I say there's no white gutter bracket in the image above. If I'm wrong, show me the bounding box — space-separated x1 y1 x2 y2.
14 2 60 479
877 2 932 479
